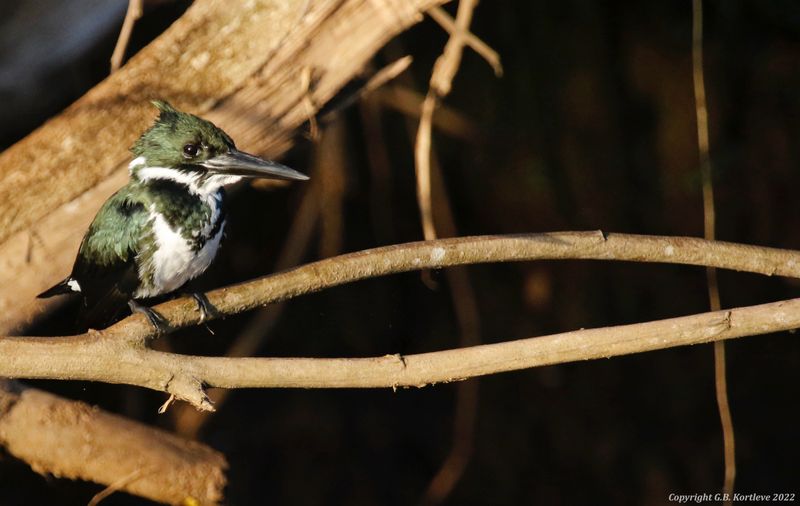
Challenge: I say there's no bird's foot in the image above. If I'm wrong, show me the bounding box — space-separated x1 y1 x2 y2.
128 299 170 335
191 293 216 323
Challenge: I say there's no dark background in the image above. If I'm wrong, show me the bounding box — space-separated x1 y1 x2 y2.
1 1 799 504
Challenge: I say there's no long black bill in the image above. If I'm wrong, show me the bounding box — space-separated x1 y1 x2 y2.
202 149 309 181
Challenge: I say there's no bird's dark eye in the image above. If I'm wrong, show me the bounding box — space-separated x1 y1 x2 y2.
183 143 200 158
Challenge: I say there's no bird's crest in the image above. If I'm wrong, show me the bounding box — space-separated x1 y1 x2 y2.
130 100 236 169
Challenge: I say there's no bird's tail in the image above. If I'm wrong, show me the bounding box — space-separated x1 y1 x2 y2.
37 278 79 298
78 287 128 329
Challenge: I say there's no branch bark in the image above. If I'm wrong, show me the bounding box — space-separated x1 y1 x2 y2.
1 293 799 408
0 381 226 504
2 232 799 410
99 232 800 340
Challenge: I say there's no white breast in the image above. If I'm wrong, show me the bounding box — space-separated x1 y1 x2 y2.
135 196 224 298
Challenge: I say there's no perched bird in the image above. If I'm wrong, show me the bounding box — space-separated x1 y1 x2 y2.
38 100 308 331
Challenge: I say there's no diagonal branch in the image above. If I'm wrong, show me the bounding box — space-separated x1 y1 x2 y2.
2 232 800 410
0 380 226 504
109 0 143 73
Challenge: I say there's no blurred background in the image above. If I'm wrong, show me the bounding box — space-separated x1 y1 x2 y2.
2 0 799 504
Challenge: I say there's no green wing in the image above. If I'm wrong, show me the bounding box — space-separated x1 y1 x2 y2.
71 187 150 327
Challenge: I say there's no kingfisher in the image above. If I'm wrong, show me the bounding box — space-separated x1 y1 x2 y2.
38 100 308 331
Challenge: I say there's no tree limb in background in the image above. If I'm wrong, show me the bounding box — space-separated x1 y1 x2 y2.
110 0 143 72
415 0 499 241
2 233 800 410
0 380 226 505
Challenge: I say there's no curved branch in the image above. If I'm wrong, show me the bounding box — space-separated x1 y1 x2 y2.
98 231 800 342
3 233 800 409
2 297 799 410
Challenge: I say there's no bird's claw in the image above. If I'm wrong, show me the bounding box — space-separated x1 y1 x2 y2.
191 293 215 323
128 299 170 336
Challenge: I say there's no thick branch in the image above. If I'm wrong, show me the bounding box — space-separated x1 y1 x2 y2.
2 233 800 409
0 381 226 504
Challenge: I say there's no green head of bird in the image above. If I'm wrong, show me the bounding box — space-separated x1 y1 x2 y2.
129 100 308 191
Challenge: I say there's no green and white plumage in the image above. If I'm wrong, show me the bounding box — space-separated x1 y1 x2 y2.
38 101 308 328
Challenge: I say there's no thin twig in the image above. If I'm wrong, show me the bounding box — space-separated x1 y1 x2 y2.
301 66 320 140
415 0 484 241
157 394 176 414
319 56 414 124
416 91 439 240
420 144 481 506
378 85 480 140
428 0 480 96
692 0 735 499
110 0 143 73
5 233 800 409
88 468 150 506
427 6 503 77
364 56 415 94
